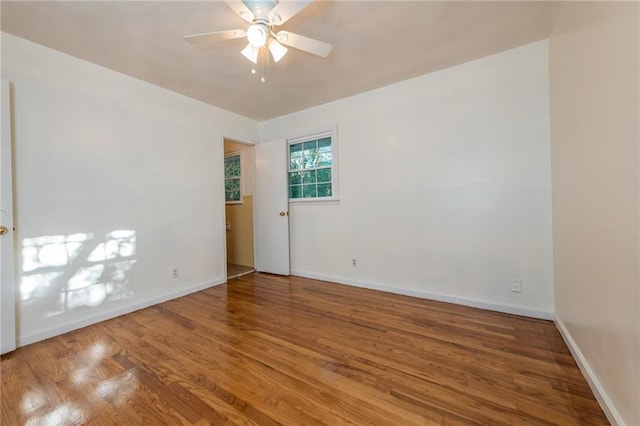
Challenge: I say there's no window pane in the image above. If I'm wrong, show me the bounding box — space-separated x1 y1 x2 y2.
225 182 232 201
301 170 316 183
303 141 317 166
289 172 302 185
317 183 332 197
226 178 240 201
289 185 302 199
302 184 317 198
317 168 331 183
302 151 317 169
290 158 303 171
290 143 303 156
318 152 332 167
318 137 331 151
225 155 240 178
224 159 233 178
231 181 240 201
302 140 317 151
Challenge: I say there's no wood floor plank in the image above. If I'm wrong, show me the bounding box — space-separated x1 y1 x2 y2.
2 273 608 425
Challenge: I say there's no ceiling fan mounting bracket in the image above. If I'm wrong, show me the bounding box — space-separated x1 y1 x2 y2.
244 0 278 20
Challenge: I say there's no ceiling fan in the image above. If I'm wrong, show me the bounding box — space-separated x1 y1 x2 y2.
183 0 332 65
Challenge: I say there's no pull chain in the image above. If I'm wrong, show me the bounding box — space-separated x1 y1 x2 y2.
260 48 266 83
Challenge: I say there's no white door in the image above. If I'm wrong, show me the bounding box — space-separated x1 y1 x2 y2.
1 80 16 354
254 139 290 275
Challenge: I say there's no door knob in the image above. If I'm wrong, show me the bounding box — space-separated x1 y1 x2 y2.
279 211 287 216
0 225 8 235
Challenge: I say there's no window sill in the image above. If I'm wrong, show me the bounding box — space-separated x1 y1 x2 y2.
289 197 340 205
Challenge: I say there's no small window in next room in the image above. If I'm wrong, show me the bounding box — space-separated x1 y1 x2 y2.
224 153 241 203
288 130 338 201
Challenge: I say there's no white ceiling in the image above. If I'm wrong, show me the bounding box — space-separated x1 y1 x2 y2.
1 1 561 121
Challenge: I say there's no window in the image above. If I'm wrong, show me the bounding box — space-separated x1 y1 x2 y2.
224 153 241 203
288 131 337 200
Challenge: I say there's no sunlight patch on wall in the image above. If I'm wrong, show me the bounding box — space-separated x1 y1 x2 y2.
19 230 137 317
22 233 92 272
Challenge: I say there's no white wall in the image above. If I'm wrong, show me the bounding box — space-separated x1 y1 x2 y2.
1 33 260 346
549 3 639 425
262 40 554 318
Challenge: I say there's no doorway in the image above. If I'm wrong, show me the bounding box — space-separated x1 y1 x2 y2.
224 139 256 280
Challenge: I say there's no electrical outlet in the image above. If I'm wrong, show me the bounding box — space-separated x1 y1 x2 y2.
172 268 179 279
352 258 358 267
512 279 522 293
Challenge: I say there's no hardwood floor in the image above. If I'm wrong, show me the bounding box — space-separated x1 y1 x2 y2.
2 273 607 425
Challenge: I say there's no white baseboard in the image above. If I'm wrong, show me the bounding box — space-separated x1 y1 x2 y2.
290 270 553 320
16 278 226 348
554 315 623 426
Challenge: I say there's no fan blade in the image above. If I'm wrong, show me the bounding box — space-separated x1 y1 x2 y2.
225 0 255 23
276 31 332 57
183 29 246 45
268 0 312 25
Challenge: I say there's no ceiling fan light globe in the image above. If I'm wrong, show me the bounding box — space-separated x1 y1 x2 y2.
247 24 268 48
268 39 288 62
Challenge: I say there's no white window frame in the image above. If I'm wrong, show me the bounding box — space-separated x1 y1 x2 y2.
224 151 242 204
287 127 339 203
